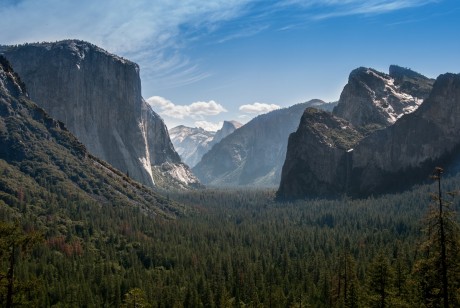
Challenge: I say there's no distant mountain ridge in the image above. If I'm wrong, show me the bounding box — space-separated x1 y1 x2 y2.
210 120 243 147
169 126 215 168
0 55 183 218
277 66 460 199
0 40 199 190
192 100 337 186
169 120 242 168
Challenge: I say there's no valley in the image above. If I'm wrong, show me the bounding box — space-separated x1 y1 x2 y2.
1 177 459 306
1 38 459 307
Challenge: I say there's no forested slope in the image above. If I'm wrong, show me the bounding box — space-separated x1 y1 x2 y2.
2 173 459 306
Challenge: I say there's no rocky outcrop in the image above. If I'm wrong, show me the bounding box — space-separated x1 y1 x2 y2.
333 66 434 131
277 72 460 199
0 56 184 217
193 100 337 186
1 40 199 190
389 65 435 99
277 108 362 199
169 120 242 168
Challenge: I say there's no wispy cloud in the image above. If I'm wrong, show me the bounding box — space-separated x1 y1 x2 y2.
299 0 440 20
0 0 251 90
0 0 440 92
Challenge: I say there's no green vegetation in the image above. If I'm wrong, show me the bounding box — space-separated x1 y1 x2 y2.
1 170 460 306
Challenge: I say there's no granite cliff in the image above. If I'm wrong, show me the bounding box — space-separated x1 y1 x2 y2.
278 68 459 199
0 56 183 217
277 108 362 199
1 40 199 190
193 100 337 186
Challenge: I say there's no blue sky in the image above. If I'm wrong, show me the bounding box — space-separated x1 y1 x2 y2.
1 0 459 130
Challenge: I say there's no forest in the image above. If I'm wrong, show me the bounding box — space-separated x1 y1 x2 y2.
1 169 459 307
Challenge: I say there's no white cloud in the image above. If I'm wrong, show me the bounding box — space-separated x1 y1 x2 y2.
239 102 280 115
147 96 227 119
194 121 223 132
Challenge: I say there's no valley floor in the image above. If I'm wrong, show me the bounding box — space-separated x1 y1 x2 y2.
1 177 460 307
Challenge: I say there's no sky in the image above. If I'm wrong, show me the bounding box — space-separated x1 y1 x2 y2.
1 0 459 131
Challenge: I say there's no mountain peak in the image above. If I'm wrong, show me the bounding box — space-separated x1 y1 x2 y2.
389 65 427 80
169 120 242 168
278 70 460 199
333 66 432 130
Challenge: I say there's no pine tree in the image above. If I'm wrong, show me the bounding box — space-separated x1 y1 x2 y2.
413 167 460 307
121 288 151 308
366 251 394 308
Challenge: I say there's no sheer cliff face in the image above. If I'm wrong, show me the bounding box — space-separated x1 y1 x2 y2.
0 56 184 217
1 40 199 189
277 72 460 199
277 108 362 199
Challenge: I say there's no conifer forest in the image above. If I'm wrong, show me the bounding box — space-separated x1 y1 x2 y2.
1 167 460 307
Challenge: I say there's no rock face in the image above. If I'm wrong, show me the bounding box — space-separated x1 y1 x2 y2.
350 73 460 195
333 66 434 131
169 120 242 168
277 69 460 199
193 100 337 186
277 108 362 199
1 40 199 190
0 56 183 217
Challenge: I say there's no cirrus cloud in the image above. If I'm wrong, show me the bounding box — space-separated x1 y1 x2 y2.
147 96 227 120
239 102 280 115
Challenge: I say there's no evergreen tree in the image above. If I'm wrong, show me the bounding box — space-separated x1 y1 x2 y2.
0 221 42 307
366 251 394 308
413 167 460 307
121 288 151 308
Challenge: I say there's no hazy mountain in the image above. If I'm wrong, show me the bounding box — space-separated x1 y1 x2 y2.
0 40 199 190
0 55 183 218
169 126 215 168
278 68 460 199
192 100 337 186
210 120 243 146
169 120 242 168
